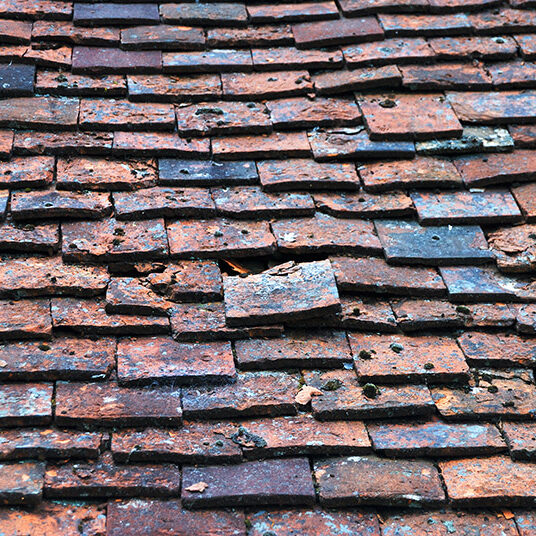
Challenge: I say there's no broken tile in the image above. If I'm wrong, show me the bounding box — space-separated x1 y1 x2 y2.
33 20 120 45
13 130 113 156
208 25 293 48
0 383 52 426
469 7 536 35
514 303 536 334
489 60 536 89
36 70 126 97
0 20 31 44
105 277 172 316
0 131 13 159
113 132 209 158
513 183 536 220
488 224 536 273
391 298 463 331
340 297 398 332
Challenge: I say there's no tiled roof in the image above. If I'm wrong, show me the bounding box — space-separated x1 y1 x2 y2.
2 0 536 533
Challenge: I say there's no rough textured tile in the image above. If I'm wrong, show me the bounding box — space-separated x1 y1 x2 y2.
340 297 398 332
315 456 444 507
0 20 31 44
212 186 313 218
0 0 72 19
0 299 52 340
105 277 172 316
515 303 536 334
375 220 493 265
412 189 522 225
272 213 382 255
13 130 113 156
113 132 209 157
182 371 299 419
167 218 275 258
248 2 338 23
182 458 315 508
369 421 505 457
114 187 215 220
401 62 492 90
458 332 536 368
74 3 159 26
51 298 169 335
0 384 52 427
0 97 78 129
117 337 236 386
0 64 35 97
391 298 463 331
459 303 515 329
33 20 120 45
382 512 517 536
208 25 293 48
212 131 311 160
161 3 247 26
359 156 462 192
122 25 205 51
314 191 414 218
145 260 222 302
350 333 469 384
517 511 536 536
517 33 536 59
304 369 434 420
163 49 252 73
504 422 536 460
510 125 536 148
112 424 242 464
258 159 360 191
248 509 380 536
159 159 257 187
72 46 161 74
36 70 126 97
0 220 59 255
488 224 536 272
469 8 536 35
177 101 271 137
0 131 13 159
379 13 472 36
0 156 54 189
252 47 342 70
358 93 462 141
309 127 415 161
108 499 245 536
45 453 181 498
11 190 111 220
313 65 401 95
447 91 536 124
221 71 312 100
55 382 182 428
488 61 536 89
338 0 428 14
292 17 384 48
0 256 108 298
235 330 351 369
441 456 536 506
79 99 174 131
343 37 435 66
0 462 44 505
429 35 518 60
513 183 536 220
62 218 167 262
0 337 115 381
128 73 221 102
267 97 361 130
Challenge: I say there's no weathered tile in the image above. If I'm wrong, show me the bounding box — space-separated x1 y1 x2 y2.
0 383 52 427
338 0 429 14
350 333 469 384
159 159 257 186
369 421 505 457
51 298 169 335
459 303 515 329
72 46 161 74
0 299 52 340
221 71 312 100
315 456 445 507
114 187 215 220
113 132 209 158
0 156 54 189
0 131 13 159
340 297 398 332
412 189 522 225
45 452 181 498
33 20 120 45
167 218 275 258
235 330 351 369
0 20 31 44
182 371 299 419
0 462 44 505
0 220 59 255
208 25 293 48
272 213 382 255
177 101 271 137
391 298 463 331
79 99 174 130
308 127 415 161
258 159 360 191
163 49 252 73
105 277 171 316
161 2 247 26
182 458 315 508
504 422 536 460
0 64 35 97
248 2 338 23
112 423 242 464
73 3 159 25
121 25 205 50
400 62 492 90
62 218 168 262
0 337 114 381
441 456 536 506
251 47 342 70
516 33 536 59
313 65 401 95
429 35 518 60
13 131 113 156
488 61 536 89
292 17 384 48
212 186 313 218
117 337 236 386
516 511 536 536
469 8 536 35
515 303 536 334
36 70 126 97
379 13 472 36
510 124 536 148
55 382 182 428
0 97 78 129
0 0 72 19
304 369 435 420
429 0 500 10
513 183 536 220
488 224 536 272
375 220 493 265
358 93 462 141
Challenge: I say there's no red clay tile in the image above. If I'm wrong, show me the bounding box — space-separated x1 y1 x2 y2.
208 25 293 48
510 124 536 148
315 456 445 507
0 337 115 381
358 93 462 141
117 337 236 386
121 25 205 51
513 182 536 220
1 20 31 44
73 3 159 26
251 47 343 70
113 132 210 157
182 371 299 419
430 0 500 10
459 303 515 329
503 422 536 460
391 298 463 331
105 277 171 316
36 70 126 97
0 462 44 506
0 97 78 129
0 220 59 255
163 49 252 73
13 131 113 156
0 64 35 97
340 297 398 332
72 46 161 74
0 156 54 189
401 62 492 90
517 511 536 536
182 457 315 508
248 2 338 23
516 33 536 59
379 12 472 36
469 8 536 35
55 382 182 428
515 303 536 334
429 35 518 59
338 0 428 13
221 71 312 100
161 2 248 26
0 299 52 340
33 20 120 45
272 213 382 255
23 46 72 69
489 60 536 89
167 218 275 258
0 383 52 427
488 224 536 272
0 131 13 159
314 65 402 95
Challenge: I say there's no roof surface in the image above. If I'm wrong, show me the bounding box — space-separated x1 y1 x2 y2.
2 0 536 534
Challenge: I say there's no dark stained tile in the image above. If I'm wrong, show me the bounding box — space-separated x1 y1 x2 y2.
163 49 252 73
0 220 59 255
121 25 205 51
248 2 338 23
0 462 44 505
0 64 35 97
73 3 159 26
72 46 162 74
0 384 52 427
105 277 172 316
469 8 536 35
0 97 79 129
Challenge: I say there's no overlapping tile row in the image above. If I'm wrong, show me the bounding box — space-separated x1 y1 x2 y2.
3 0 536 533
